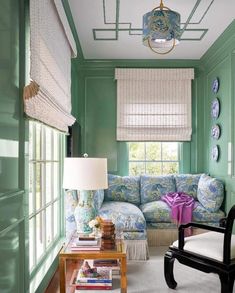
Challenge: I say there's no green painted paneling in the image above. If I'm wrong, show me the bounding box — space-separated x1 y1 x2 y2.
85 76 118 171
76 62 201 175
0 1 28 293
199 21 235 213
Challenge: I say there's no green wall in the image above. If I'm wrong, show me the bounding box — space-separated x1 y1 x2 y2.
0 0 28 292
74 61 202 175
72 22 235 214
199 21 235 212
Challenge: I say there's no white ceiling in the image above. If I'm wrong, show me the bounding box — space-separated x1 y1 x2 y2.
68 0 235 60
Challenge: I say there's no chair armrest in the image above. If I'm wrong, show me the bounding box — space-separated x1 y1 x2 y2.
178 222 225 250
219 217 227 228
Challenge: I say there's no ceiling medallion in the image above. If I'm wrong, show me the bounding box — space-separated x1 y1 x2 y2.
143 0 181 55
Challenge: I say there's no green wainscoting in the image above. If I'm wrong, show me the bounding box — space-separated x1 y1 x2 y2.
0 0 28 292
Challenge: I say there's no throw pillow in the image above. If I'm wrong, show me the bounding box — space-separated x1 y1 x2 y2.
104 174 140 205
140 175 176 204
197 174 224 212
175 174 202 199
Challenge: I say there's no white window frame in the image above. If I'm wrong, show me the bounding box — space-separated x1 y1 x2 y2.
128 142 180 176
28 121 63 273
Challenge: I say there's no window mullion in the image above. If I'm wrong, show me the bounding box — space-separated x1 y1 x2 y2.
42 126 46 252
51 130 54 239
32 123 37 269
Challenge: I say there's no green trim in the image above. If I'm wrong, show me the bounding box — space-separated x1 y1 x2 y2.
30 238 64 293
93 0 211 41
61 0 84 59
200 20 235 70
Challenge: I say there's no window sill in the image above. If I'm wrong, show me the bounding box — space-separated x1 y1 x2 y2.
30 238 65 293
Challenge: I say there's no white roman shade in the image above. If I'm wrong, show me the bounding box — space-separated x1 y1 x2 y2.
115 68 194 141
23 0 77 132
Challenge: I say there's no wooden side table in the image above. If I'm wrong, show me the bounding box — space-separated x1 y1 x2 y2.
59 235 127 293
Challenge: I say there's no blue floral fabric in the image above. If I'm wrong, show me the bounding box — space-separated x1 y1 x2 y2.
140 200 225 223
123 230 147 240
98 201 146 231
64 190 78 239
193 201 225 222
140 175 176 204
104 174 140 205
140 200 171 222
93 189 104 212
197 174 224 212
175 174 202 199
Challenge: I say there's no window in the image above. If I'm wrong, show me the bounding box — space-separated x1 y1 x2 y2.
129 142 179 176
28 121 63 272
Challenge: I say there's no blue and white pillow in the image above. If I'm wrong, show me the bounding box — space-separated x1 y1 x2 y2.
140 175 176 204
175 174 202 199
197 174 224 212
104 174 140 205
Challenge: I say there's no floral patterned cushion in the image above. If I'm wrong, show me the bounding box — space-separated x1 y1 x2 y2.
193 201 225 222
93 189 104 212
197 174 224 212
98 201 146 231
140 175 176 204
140 201 171 222
140 200 225 223
174 174 202 199
104 174 140 205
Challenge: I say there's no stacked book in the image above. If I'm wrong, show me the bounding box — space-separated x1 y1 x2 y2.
100 220 115 250
70 236 101 251
93 259 120 275
72 266 112 290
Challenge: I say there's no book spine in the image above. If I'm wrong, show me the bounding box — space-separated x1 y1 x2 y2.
77 279 112 284
75 285 112 290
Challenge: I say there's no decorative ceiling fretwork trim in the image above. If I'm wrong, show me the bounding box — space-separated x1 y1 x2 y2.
93 0 214 42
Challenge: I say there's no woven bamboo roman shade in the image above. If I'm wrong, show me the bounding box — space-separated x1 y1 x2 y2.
115 68 194 141
23 0 77 132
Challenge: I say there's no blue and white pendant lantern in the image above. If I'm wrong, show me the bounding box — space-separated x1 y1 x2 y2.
143 1 181 54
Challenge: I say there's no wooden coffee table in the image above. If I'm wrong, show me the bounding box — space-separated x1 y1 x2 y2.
59 234 127 293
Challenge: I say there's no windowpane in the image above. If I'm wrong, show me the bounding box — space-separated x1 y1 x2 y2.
145 162 161 175
29 218 34 271
35 123 41 160
146 142 161 160
46 206 52 247
36 163 42 210
29 121 62 273
36 212 44 261
45 127 52 160
53 131 59 161
129 162 145 176
162 142 178 161
29 122 34 161
162 162 179 174
45 164 52 204
128 142 179 176
53 201 59 238
29 164 34 215
53 162 59 199
129 142 145 160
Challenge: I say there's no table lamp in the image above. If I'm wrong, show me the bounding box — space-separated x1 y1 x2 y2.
63 155 108 234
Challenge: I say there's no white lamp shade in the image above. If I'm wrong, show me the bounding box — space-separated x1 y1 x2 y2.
63 157 108 190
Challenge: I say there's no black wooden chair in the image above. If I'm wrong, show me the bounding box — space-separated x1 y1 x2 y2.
164 205 235 293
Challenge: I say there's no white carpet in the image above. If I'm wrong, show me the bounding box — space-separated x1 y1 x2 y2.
75 246 231 293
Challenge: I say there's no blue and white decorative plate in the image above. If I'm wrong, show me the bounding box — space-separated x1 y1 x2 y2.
211 124 221 140
212 78 219 94
211 145 219 161
211 98 220 119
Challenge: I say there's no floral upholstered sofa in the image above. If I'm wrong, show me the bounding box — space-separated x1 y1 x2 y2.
65 173 225 260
